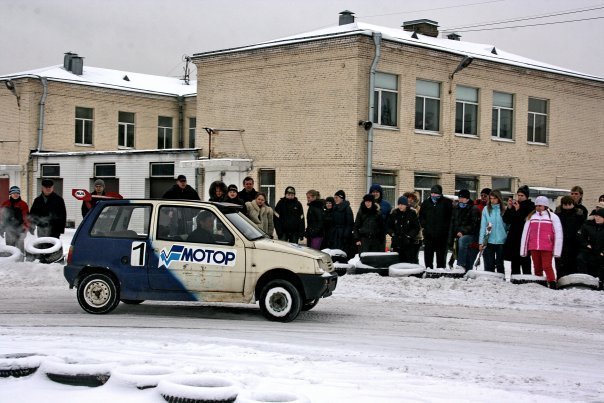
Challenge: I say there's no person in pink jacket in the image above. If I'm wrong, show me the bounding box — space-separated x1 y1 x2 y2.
520 196 563 288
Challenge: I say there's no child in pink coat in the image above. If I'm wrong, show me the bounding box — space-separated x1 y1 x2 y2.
520 196 563 288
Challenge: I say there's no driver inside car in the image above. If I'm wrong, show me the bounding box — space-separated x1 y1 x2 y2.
188 210 216 244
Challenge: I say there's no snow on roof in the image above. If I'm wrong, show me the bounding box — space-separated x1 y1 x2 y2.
0 65 196 97
30 148 200 157
194 21 603 83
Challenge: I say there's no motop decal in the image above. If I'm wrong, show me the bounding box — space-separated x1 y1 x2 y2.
159 244 236 268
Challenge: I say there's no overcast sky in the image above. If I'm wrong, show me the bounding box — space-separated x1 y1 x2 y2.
1 0 603 78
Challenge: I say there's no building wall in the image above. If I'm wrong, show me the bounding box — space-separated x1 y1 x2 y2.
194 35 604 209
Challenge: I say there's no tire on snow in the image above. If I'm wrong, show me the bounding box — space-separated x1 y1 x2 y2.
0 354 44 378
464 270 505 281
510 274 547 286
557 273 600 290
110 364 175 389
0 245 22 263
42 361 112 387
77 272 120 314
424 267 466 279
24 237 63 263
259 279 302 322
157 374 240 403
235 389 310 403
388 263 425 277
358 252 399 268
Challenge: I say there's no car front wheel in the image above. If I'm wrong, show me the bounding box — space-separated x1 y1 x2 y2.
259 280 301 322
77 273 120 314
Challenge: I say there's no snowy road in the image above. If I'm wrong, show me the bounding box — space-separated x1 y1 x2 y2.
0 262 603 402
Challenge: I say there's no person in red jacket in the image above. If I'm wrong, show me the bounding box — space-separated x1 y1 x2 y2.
520 196 563 288
0 186 30 252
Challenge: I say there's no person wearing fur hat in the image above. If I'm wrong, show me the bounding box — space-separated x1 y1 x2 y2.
419 184 453 269
520 196 563 288
274 186 305 243
208 180 227 202
81 178 107 217
0 186 30 252
327 190 354 255
387 196 420 263
576 208 604 289
225 184 245 207
554 196 586 278
448 189 481 271
503 185 536 275
354 194 385 253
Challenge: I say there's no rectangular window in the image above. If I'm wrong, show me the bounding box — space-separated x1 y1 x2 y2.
90 204 151 239
455 175 478 200
527 98 548 144
150 163 175 177
492 177 513 198
75 107 93 145
372 171 396 207
158 116 173 149
415 80 441 132
492 92 514 140
414 172 440 202
373 72 398 127
118 111 135 148
188 117 196 148
41 164 60 177
94 163 116 177
455 86 478 136
259 169 276 207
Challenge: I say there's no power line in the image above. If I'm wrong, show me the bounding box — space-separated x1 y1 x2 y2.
443 5 604 31
359 0 505 19
450 16 604 32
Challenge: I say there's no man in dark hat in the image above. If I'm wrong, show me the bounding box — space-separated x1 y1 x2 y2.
448 189 481 271
503 185 535 274
29 179 67 239
274 186 305 243
419 184 453 269
162 175 200 200
474 188 491 213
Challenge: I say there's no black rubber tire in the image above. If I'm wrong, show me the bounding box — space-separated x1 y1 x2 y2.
77 273 120 314
120 299 145 305
301 298 320 312
46 372 110 387
258 279 302 322
353 266 390 276
359 253 399 268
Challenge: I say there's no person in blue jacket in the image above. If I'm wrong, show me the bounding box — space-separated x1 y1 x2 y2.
479 190 509 273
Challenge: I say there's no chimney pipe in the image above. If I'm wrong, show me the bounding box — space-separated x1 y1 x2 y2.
447 33 461 41
402 19 439 38
63 52 77 71
70 56 84 75
339 10 355 25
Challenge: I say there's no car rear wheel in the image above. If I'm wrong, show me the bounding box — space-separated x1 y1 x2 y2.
77 273 120 314
259 280 301 322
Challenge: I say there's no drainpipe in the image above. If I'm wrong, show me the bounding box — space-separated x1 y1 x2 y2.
366 32 382 192
36 76 48 151
178 96 184 148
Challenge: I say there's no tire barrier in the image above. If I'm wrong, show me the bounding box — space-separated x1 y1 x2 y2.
333 262 353 276
235 390 310 403
41 361 112 387
110 365 175 389
465 270 505 281
0 353 44 378
389 263 425 278
557 273 600 290
24 237 63 264
157 374 240 403
321 248 347 264
424 267 466 279
510 274 547 286
0 245 22 262
358 252 399 268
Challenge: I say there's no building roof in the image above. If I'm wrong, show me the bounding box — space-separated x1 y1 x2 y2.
0 65 196 97
193 21 603 83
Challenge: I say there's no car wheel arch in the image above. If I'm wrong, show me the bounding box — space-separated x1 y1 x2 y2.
75 266 120 290
254 268 304 302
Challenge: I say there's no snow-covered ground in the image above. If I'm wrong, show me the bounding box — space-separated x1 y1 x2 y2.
0 231 603 402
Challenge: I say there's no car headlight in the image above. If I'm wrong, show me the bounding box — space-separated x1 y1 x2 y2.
316 258 327 274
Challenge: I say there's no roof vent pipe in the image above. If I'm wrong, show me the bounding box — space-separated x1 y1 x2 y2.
63 52 77 71
402 19 439 38
447 33 461 41
339 10 355 25
70 56 84 75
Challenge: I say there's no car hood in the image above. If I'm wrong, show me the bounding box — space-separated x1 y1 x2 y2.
253 238 328 260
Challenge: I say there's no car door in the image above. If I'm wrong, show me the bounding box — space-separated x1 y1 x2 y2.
147 205 246 294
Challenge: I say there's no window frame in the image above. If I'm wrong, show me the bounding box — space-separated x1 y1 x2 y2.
454 175 478 200
492 91 514 140
259 169 276 207
150 163 175 177
157 116 173 149
75 107 94 146
188 117 196 148
118 111 135 149
414 172 440 202
415 79 441 133
527 97 548 144
455 86 479 136
372 170 396 207
373 72 398 128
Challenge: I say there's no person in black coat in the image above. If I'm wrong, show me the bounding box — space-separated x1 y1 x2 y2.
328 190 354 255
354 194 385 253
419 185 453 269
448 189 481 270
386 196 420 263
187 210 216 244
162 175 200 200
576 209 604 288
503 185 535 275
555 196 586 278
29 179 67 239
274 186 305 243
322 196 335 249
237 176 259 204
225 184 245 207
305 190 325 250
208 180 227 202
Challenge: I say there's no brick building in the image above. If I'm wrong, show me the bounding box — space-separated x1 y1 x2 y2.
192 13 603 210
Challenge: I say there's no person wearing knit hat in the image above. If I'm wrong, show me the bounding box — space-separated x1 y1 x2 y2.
1 185 30 252
474 188 491 213
520 196 563 288
554 195 587 279
82 178 107 218
225 184 245 207
274 186 305 243
576 207 604 289
354 194 385 253
386 195 420 263
419 184 453 269
326 190 354 254
449 189 481 271
334 190 346 200
503 184 536 275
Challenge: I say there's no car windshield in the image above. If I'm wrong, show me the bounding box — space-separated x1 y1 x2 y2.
224 212 267 240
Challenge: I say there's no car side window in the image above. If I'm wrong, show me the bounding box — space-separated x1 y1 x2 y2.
90 205 151 238
157 206 234 245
